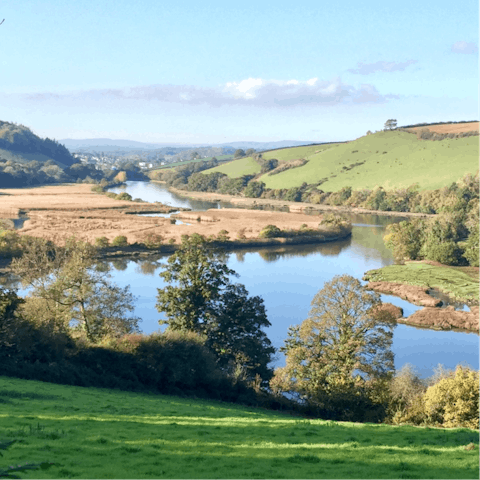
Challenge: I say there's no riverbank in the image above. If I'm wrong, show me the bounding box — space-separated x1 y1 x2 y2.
363 261 479 332
363 261 479 305
165 183 436 218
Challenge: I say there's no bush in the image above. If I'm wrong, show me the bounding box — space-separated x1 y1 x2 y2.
115 192 132 201
422 240 464 265
216 229 230 242
423 366 479 429
142 233 163 249
259 225 282 238
94 236 110 248
111 235 128 247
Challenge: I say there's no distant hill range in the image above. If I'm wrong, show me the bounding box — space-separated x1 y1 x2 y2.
0 121 76 167
60 138 317 153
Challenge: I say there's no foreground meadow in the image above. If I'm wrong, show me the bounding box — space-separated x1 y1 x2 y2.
0 377 478 479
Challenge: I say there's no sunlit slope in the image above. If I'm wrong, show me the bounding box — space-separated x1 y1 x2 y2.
260 132 479 191
203 144 338 178
1 376 478 479
205 156 262 177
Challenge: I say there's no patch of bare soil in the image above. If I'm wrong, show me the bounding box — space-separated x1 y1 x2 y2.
400 306 479 332
406 122 479 134
366 281 443 307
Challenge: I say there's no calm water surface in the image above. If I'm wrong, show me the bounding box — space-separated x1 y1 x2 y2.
103 182 480 377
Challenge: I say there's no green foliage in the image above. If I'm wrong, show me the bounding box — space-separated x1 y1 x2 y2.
156 234 274 381
11 237 139 343
94 236 110 249
233 149 246 159
111 235 128 247
243 181 265 198
423 366 479 429
115 192 132 201
271 275 395 421
463 229 479 266
258 225 281 238
142 233 163 249
384 219 426 261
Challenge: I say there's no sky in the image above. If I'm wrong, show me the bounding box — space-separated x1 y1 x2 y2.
0 0 478 144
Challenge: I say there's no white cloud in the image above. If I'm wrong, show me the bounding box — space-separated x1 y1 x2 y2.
23 77 396 107
451 41 478 54
348 60 418 75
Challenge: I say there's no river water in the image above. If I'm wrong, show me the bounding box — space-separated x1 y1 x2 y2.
105 181 479 378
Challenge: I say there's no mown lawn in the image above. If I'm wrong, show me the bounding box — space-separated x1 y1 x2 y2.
364 261 479 304
0 376 478 479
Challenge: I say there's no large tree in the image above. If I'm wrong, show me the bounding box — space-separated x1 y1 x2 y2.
11 237 139 343
270 275 395 412
156 234 275 381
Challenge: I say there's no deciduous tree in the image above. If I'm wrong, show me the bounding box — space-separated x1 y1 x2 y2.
156 234 275 381
271 275 395 411
11 237 139 343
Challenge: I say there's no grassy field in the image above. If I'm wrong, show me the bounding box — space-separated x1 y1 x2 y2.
205 156 263 178
203 144 338 179
363 261 480 304
1 376 478 479
202 131 478 191
151 155 233 172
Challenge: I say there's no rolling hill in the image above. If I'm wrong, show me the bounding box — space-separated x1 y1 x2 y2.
0 121 76 167
201 129 479 192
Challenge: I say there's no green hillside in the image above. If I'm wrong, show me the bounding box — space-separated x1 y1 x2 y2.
0 120 76 167
203 131 478 191
1 376 478 479
206 155 263 177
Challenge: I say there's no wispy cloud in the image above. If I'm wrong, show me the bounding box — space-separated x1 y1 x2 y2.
451 41 478 54
348 60 417 75
23 77 396 107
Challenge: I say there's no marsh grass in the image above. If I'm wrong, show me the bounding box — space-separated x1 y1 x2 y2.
0 376 478 479
364 261 479 303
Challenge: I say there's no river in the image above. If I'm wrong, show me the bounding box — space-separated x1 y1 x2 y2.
104 181 479 378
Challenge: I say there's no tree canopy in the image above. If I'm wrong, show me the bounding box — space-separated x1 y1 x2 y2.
270 275 396 411
11 236 139 343
156 234 275 381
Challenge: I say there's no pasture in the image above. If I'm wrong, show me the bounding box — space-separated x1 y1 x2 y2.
0 376 478 479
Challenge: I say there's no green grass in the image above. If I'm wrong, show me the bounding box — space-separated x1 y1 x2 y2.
151 155 233 172
205 156 262 178
364 261 479 304
202 132 478 192
1 376 478 479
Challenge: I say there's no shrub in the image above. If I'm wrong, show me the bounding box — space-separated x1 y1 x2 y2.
320 213 346 226
90 185 104 193
169 218 176 224
259 225 282 238
142 233 163 249
422 240 464 265
216 229 230 242
94 236 110 248
115 192 132 201
111 235 128 247
423 366 479 429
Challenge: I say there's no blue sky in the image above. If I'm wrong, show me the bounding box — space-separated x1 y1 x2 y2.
1 0 477 144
